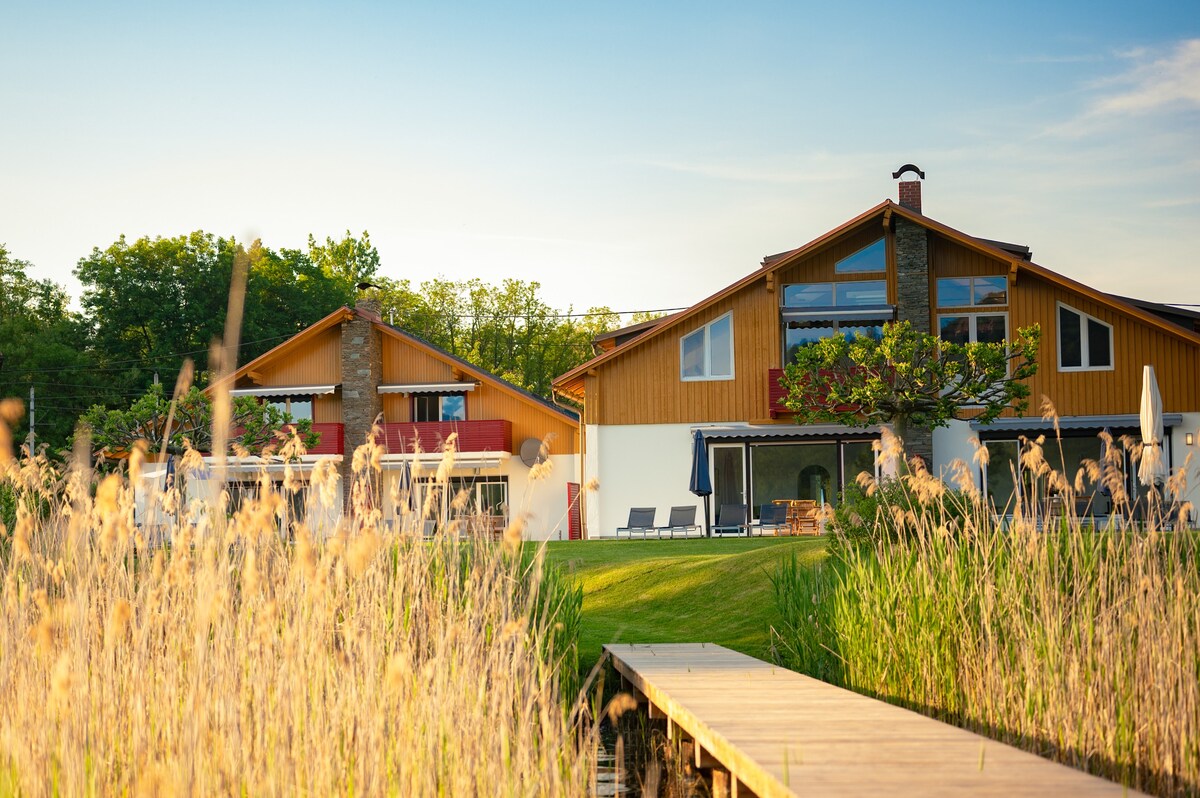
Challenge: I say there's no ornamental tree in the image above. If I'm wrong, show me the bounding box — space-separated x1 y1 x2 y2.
779 320 1040 462
80 383 319 460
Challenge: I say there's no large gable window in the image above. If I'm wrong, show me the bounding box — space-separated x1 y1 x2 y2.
1058 303 1113 371
681 313 734 381
835 238 886 274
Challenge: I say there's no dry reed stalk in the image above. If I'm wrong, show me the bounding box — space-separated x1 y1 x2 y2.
0 423 595 796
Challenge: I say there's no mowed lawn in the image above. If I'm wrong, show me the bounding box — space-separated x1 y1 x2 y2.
544 537 827 668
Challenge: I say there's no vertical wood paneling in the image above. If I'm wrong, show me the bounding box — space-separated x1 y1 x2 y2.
257 329 341 384
587 221 1200 425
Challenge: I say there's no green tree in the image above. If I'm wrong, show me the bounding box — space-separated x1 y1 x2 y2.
80 383 318 459
0 244 108 452
780 321 1040 462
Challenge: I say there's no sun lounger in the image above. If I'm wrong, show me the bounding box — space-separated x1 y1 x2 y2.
617 507 658 538
712 503 748 537
657 505 700 538
752 503 789 536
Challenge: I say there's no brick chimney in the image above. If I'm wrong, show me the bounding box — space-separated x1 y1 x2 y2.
890 164 933 467
340 297 383 513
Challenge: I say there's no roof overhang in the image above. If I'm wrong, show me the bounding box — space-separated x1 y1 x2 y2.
230 384 338 398
378 382 477 394
969 414 1184 435
695 424 882 440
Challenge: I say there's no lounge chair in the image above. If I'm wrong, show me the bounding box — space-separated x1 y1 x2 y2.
616 507 658 539
752 503 789 536
791 500 821 535
712 503 748 537
657 505 700 538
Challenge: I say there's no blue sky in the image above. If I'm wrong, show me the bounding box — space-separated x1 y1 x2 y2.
2 1 1197 316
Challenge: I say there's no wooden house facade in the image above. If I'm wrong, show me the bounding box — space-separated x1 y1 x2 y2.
208 298 582 540
554 174 1200 537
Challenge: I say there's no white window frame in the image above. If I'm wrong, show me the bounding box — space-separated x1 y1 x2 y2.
936 312 1009 345
1056 302 1114 373
680 312 735 382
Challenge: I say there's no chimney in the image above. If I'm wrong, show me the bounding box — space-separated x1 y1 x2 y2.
889 163 933 467
892 163 925 214
340 300 383 516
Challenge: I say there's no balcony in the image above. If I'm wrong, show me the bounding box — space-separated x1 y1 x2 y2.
307 423 344 455
378 420 513 455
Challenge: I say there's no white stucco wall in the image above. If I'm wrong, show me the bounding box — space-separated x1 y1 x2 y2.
588 422 730 538
932 419 983 487
1169 413 1200 514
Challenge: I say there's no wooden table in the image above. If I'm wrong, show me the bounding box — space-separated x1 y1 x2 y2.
772 499 820 536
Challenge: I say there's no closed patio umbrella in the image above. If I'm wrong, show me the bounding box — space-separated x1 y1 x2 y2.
1139 365 1167 489
689 429 712 537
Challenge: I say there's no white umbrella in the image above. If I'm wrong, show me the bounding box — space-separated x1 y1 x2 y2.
1138 365 1167 487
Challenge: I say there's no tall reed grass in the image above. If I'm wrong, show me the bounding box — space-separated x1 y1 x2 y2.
772 427 1200 797
0 409 599 796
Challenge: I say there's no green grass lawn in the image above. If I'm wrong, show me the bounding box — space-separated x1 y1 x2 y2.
544 537 827 668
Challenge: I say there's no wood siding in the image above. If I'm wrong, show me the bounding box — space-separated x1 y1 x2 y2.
381 336 578 454
256 328 342 385
587 218 1200 425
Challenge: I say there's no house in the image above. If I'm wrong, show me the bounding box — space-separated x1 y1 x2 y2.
553 168 1200 537
169 297 583 540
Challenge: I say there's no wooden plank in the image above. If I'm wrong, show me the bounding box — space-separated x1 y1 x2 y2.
604 643 1147 798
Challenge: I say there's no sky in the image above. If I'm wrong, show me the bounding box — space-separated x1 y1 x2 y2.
2 1 1198 318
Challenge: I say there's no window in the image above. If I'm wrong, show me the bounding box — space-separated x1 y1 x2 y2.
938 313 1008 345
783 280 888 308
937 276 1008 308
1058 303 1113 371
680 313 734 381
413 393 468 422
266 396 313 421
835 238 886 274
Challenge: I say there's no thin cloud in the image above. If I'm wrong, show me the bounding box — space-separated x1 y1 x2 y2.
1010 53 1104 64
639 157 856 185
1091 39 1200 116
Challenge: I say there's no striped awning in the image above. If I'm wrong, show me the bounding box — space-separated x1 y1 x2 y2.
230 384 338 398
969 413 1183 434
378 382 477 394
696 424 881 440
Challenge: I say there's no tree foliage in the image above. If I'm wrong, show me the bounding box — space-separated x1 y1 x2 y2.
780 320 1041 430
374 277 618 398
80 383 317 459
0 244 108 450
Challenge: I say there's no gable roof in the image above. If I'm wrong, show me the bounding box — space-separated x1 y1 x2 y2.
216 306 578 425
553 199 1200 399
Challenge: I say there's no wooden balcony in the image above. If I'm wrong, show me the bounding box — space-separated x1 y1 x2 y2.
378 420 513 455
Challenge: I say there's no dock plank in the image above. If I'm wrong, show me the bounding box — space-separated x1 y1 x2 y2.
604 643 1145 798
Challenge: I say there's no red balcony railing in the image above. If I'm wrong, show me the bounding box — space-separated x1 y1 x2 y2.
378 420 513 455
768 369 790 418
204 422 343 456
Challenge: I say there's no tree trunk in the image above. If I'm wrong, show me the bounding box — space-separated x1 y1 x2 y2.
891 415 933 475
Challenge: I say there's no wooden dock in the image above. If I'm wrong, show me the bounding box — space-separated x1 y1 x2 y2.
605 643 1146 798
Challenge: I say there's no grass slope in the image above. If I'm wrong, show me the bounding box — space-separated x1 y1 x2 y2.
545 538 826 668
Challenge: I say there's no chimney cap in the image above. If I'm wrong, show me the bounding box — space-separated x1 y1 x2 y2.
891 164 926 180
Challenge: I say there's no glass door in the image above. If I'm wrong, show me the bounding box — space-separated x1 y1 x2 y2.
711 444 746 522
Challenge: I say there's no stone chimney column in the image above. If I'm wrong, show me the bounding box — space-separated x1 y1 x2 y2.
891 165 933 468
340 298 383 514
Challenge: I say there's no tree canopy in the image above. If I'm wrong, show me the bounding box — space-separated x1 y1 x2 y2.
80 383 318 460
779 320 1041 432
1 231 623 455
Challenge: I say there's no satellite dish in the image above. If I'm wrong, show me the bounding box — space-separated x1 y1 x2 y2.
519 438 548 467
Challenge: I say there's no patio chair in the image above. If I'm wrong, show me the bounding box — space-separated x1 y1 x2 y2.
616 507 658 539
657 505 700 538
792 500 820 535
712 503 748 537
752 503 789 536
